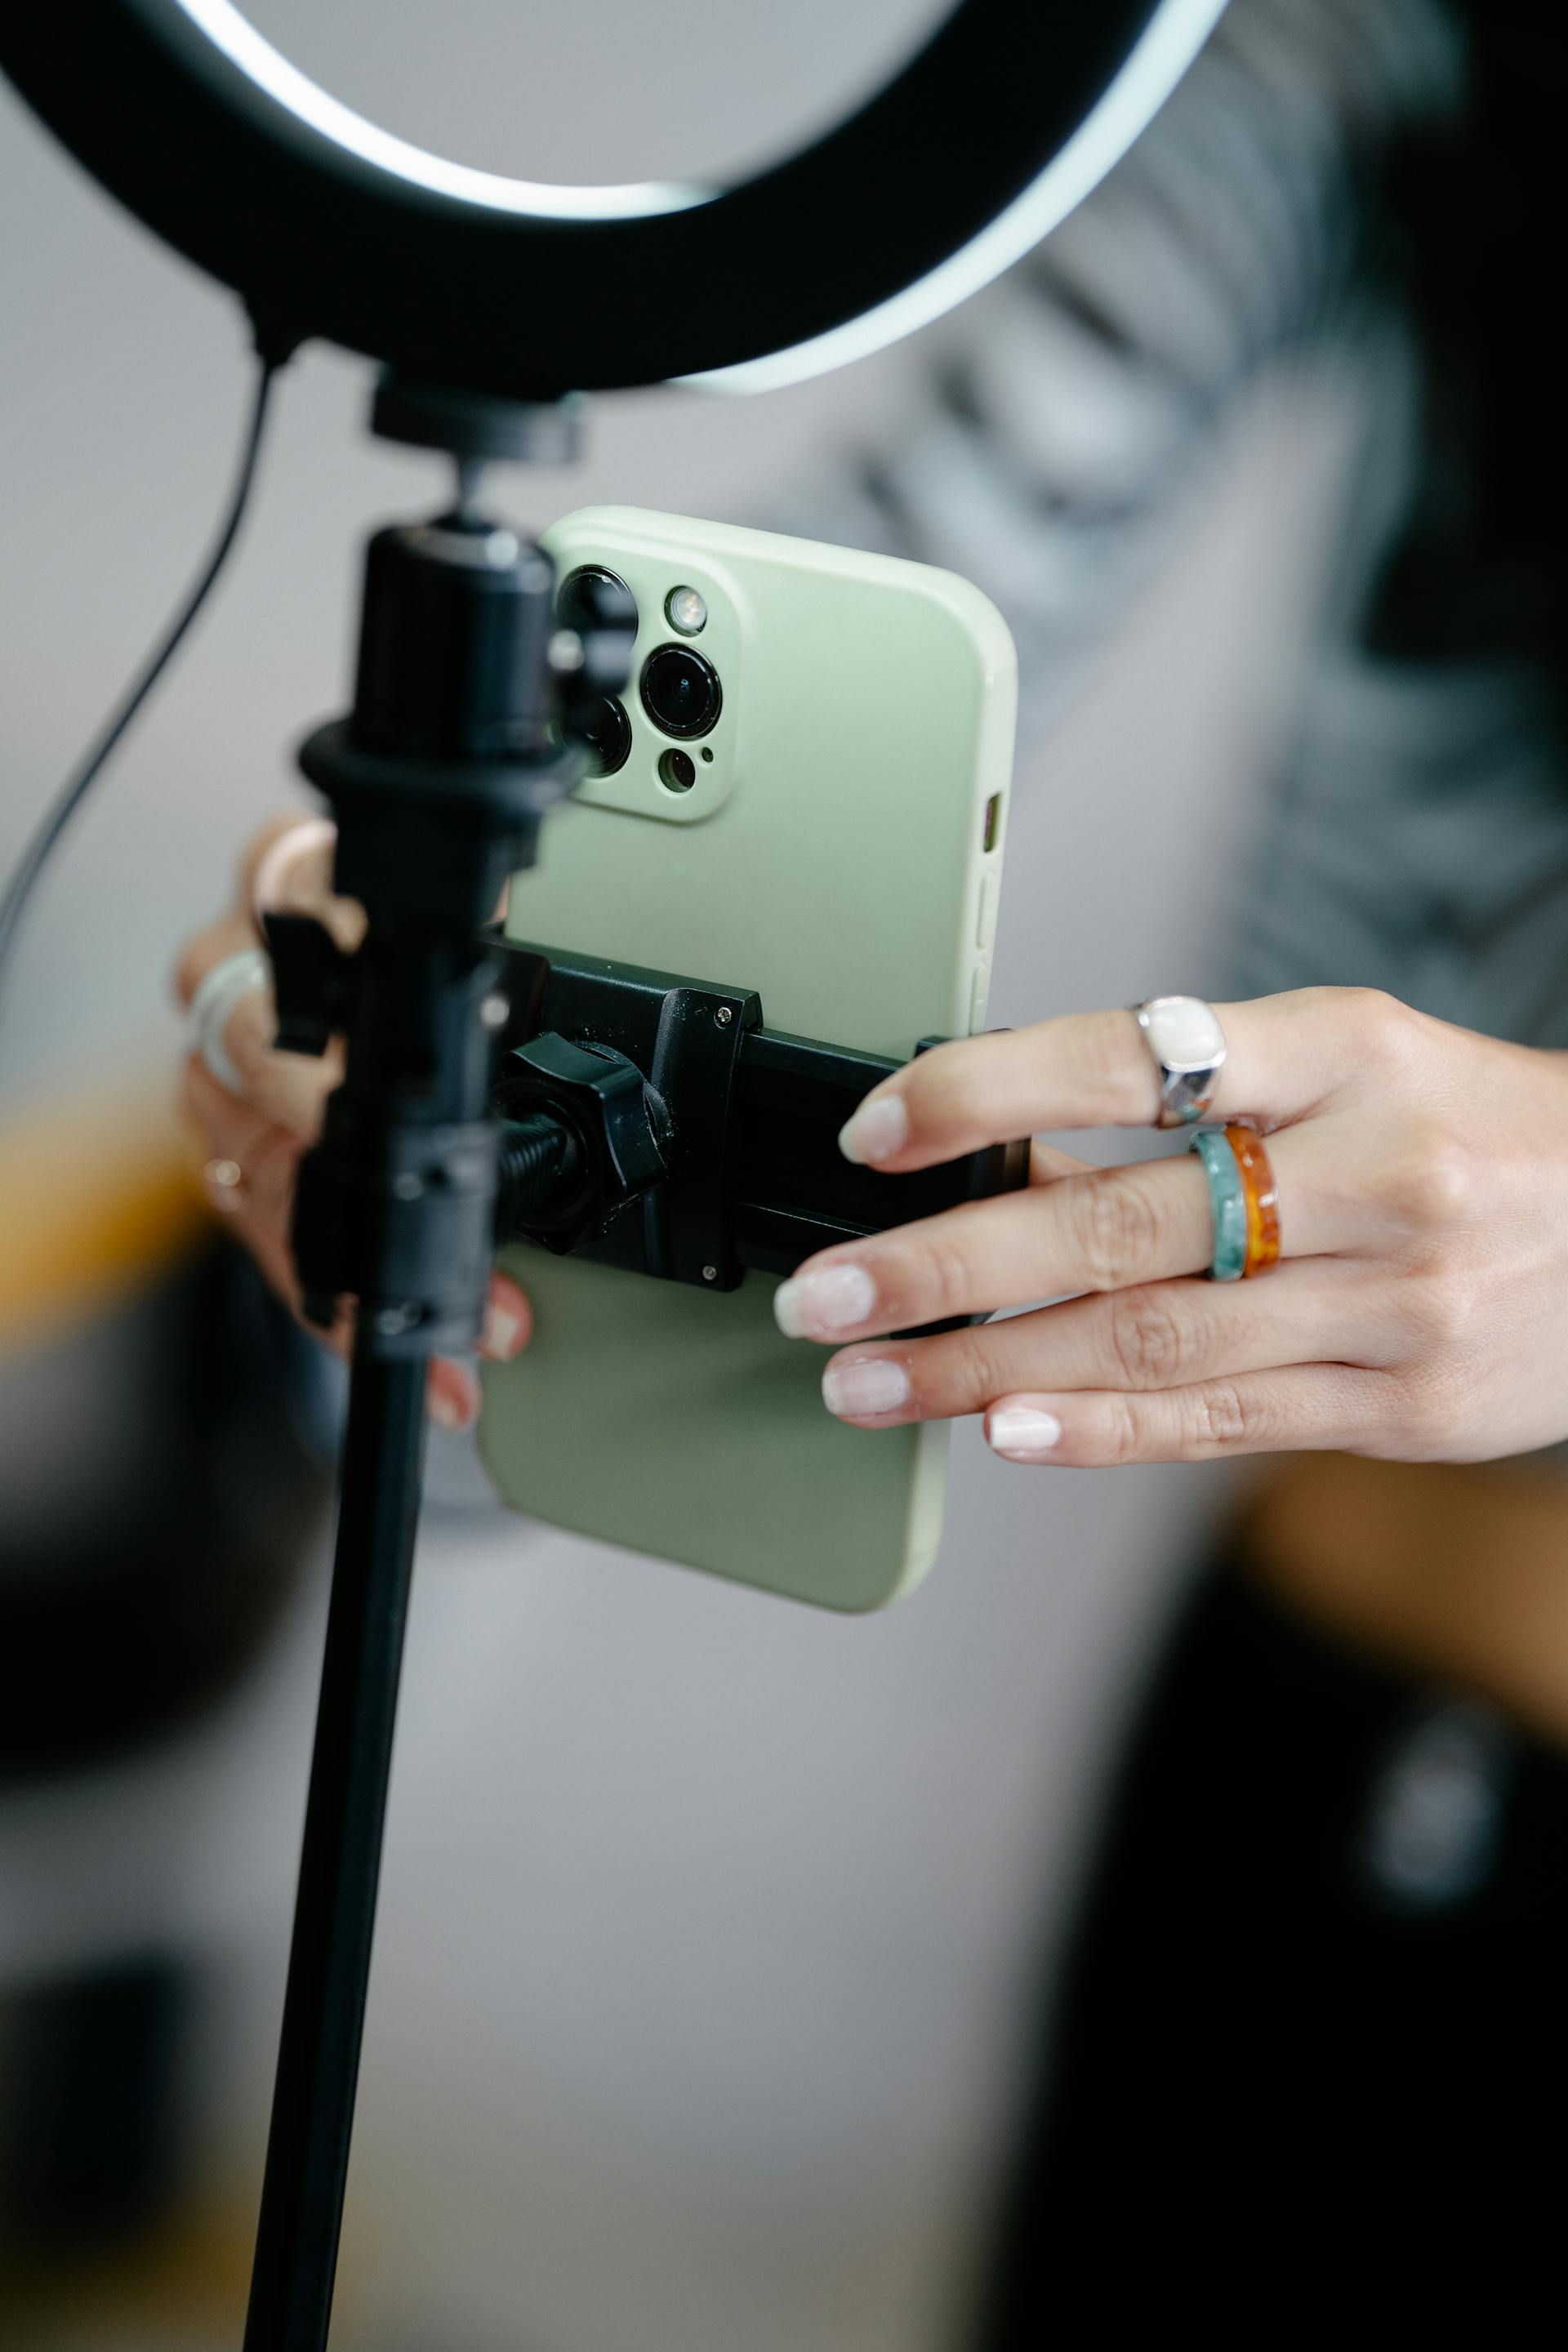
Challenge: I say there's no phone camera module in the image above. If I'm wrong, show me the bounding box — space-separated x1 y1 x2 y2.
640 643 722 741
573 692 632 777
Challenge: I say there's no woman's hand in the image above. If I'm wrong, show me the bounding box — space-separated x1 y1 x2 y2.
773 987 1568 1468
174 816 531 1430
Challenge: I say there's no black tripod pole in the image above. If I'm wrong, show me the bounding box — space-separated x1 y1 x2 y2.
239 381 628 2352
243 1351 429 2352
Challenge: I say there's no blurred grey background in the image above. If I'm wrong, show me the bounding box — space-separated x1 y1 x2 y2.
0 6 1351 2345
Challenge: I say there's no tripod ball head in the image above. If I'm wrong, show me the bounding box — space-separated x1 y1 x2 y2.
298 501 635 938
353 514 560 768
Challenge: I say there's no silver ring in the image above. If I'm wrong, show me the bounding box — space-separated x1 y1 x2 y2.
1130 996 1227 1129
188 947 270 1094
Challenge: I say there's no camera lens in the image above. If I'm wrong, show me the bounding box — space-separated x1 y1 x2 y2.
557 564 636 642
571 692 631 777
640 643 722 741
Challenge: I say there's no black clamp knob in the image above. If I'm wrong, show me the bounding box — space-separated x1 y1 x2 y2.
492 1032 670 1254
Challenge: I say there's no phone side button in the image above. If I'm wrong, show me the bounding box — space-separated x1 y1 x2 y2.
975 866 999 951
969 964 990 1034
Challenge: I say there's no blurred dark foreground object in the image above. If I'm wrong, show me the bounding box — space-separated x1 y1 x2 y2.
0 1076 332 2284
0 1242 328 1778
975 1563 1568 2345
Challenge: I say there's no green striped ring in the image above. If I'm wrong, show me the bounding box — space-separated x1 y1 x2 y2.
1189 1127 1247 1282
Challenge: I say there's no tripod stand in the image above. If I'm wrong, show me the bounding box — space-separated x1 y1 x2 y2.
241 377 629 2352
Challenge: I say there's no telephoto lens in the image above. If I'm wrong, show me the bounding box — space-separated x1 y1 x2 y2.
640 644 722 740
572 693 632 776
557 564 635 639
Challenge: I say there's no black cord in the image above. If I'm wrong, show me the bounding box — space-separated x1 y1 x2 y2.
0 350 280 1014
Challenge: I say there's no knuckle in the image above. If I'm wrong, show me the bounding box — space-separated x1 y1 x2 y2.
1076 1176 1162 1291
1335 987 1441 1091
1096 1394 1145 1466
1106 1290 1192 1388
920 1235 979 1321
947 1323 1009 1405
1187 1379 1254 1453
1385 1125 1475 1234
1343 986 1417 1056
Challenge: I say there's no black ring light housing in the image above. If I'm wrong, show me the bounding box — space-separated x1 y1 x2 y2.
2 0 1224 397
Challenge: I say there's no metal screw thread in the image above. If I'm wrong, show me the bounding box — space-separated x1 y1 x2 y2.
493 1113 582 1237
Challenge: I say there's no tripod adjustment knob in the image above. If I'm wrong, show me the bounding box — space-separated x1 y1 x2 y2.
492 1032 670 1254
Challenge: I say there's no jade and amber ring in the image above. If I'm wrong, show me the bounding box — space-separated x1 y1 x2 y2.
1191 1124 1282 1281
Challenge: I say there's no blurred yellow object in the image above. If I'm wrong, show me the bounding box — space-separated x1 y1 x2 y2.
0 2198 257 2350
0 1066 210 1362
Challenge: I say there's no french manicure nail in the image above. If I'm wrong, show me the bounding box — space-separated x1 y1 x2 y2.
428 1368 477 1431
839 1094 909 1165
987 1405 1063 1460
774 1261 877 1338
822 1356 911 1419
481 1302 523 1361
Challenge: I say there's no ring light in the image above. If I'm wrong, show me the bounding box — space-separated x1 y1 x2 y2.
1 0 1227 395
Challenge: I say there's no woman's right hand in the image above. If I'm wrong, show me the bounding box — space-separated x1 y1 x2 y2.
174 814 532 1430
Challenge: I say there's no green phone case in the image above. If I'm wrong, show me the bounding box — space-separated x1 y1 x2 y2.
478 507 1016 1610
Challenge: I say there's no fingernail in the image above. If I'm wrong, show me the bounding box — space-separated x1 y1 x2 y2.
428 1370 475 1432
987 1405 1063 1460
252 815 338 919
839 1094 909 1165
480 1302 524 1361
774 1262 877 1338
822 1356 911 1419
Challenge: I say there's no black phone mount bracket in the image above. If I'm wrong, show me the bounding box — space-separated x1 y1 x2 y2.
265 919 1029 1320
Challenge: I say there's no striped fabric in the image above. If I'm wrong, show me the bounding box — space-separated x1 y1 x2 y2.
785 0 1568 1044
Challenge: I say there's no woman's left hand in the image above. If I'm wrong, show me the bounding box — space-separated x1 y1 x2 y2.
773 987 1568 1468
175 815 532 1432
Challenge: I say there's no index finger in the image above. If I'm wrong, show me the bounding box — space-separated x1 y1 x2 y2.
247 814 366 955
837 990 1381 1173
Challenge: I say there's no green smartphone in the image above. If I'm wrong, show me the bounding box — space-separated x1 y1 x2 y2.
478 507 1016 1610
